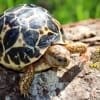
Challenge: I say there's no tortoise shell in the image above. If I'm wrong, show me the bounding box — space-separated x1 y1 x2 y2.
0 4 63 70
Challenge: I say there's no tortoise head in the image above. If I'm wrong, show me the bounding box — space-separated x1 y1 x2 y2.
45 45 71 68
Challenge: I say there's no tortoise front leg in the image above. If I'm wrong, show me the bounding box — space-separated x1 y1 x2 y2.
19 64 35 96
19 58 51 96
64 41 87 54
64 41 89 63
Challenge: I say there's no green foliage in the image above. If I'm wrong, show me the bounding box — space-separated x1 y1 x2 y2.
0 0 100 24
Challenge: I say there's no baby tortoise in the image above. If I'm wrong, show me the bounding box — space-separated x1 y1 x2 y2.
0 4 87 95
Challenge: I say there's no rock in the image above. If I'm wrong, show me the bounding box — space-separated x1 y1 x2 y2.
0 19 100 100
63 19 100 46
0 66 25 100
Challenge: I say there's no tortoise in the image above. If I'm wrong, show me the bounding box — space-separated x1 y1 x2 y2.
0 4 87 95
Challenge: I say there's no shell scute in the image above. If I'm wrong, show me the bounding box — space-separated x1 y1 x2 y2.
6 47 32 64
0 42 3 56
23 30 39 47
5 14 19 27
23 47 35 58
38 33 58 48
3 28 19 50
19 48 30 63
32 47 41 57
5 14 15 23
0 16 4 33
29 18 45 29
9 18 19 27
6 49 20 65
16 8 31 17
47 18 59 33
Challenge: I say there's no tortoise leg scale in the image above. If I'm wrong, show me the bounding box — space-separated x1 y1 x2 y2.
19 64 35 96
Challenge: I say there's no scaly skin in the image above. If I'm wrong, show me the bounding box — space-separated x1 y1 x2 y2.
19 42 87 96
64 41 87 54
19 64 35 96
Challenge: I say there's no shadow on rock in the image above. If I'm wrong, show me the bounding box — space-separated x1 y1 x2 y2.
28 64 82 100
0 62 83 100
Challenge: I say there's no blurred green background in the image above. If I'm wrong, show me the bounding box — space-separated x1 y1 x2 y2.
0 0 100 24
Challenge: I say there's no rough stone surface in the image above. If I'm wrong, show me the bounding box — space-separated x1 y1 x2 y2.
0 19 100 100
